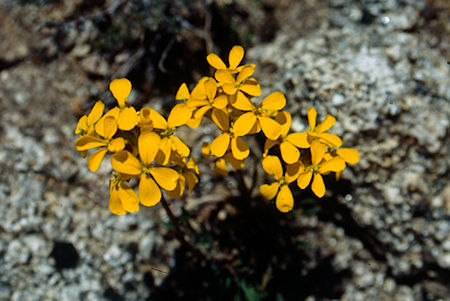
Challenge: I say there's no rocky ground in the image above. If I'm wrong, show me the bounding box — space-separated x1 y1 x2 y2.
0 0 448 300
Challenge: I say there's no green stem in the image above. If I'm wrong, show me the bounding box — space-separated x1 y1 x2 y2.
160 195 205 259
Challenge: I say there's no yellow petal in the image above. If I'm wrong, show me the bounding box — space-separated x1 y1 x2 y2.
75 115 88 134
319 133 342 148
191 77 208 98
233 112 257 136
175 83 190 100
193 105 211 121
148 108 168 129
186 158 199 174
139 108 154 132
187 115 203 128
311 173 325 198
156 138 173 165
317 115 336 133
275 111 291 138
201 142 211 157
224 152 245 170
88 147 108 172
336 148 359 164
260 182 280 200
108 137 126 152
324 153 333 161
118 107 138 131
109 78 131 108
228 45 244 69
211 133 231 157
139 132 161 164
166 176 186 199
276 185 294 213
139 174 162 206
211 108 229 132
111 150 142 175
262 155 283 180
231 91 254 111
95 107 120 133
222 83 238 95
171 135 190 157
87 101 105 125
263 139 278 157
204 77 217 100
307 107 317 130
258 116 281 140
239 80 261 96
261 91 286 111
236 65 254 83
319 157 346 174
149 167 179 191
118 181 140 212
231 137 249 160
286 132 310 148
280 141 300 164
109 182 126 215
75 135 104 151
215 70 235 85
168 103 192 128
311 140 327 165
297 170 312 189
80 150 88 158
212 95 228 109
104 106 120 119
187 98 209 108
184 171 198 193
285 161 303 183
248 120 261 135
207 53 227 70
96 116 117 139
214 158 228 176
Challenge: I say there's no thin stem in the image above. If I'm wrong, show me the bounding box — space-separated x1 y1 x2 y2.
160 195 205 259
236 169 251 198
249 162 258 196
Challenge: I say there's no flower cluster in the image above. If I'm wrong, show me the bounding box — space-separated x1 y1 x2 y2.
75 79 198 214
260 106 359 213
75 45 358 214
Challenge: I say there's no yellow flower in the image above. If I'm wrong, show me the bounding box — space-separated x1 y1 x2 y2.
209 108 250 160
260 156 298 213
212 153 245 176
185 77 228 126
296 141 346 198
233 91 286 140
75 100 104 135
326 147 360 180
109 175 140 215
139 108 155 133
175 77 209 102
206 45 253 74
165 155 199 198
202 142 245 176
215 67 261 109
336 148 359 164
75 116 126 172
108 78 139 131
294 107 343 148
111 132 179 206
147 104 193 165
263 111 312 164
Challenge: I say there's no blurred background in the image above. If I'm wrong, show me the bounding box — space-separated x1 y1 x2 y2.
0 0 449 300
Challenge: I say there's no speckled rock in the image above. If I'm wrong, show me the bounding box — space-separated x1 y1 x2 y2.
249 0 449 299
